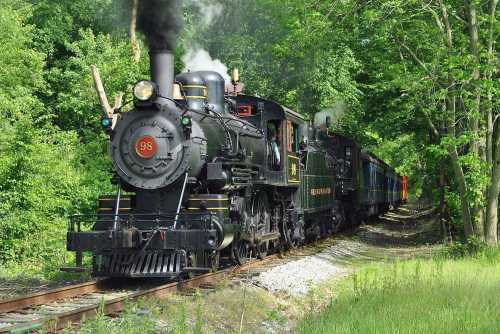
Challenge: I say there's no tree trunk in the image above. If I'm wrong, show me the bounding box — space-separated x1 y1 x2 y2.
449 98 475 236
448 145 475 236
484 0 499 245
465 0 486 239
465 0 480 155
486 99 494 166
484 0 498 168
445 95 474 236
131 0 140 63
485 123 500 244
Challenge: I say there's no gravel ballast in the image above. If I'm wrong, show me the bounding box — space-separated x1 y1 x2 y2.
253 253 347 296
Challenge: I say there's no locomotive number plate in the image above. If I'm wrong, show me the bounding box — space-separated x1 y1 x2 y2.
135 135 157 158
288 155 300 183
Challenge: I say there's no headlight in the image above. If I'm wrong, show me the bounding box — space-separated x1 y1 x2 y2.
133 81 157 101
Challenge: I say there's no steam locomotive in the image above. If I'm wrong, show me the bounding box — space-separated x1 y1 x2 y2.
66 50 407 278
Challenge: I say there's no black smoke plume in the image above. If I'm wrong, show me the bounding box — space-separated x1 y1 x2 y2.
137 0 184 51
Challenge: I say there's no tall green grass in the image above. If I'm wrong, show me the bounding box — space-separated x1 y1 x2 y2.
298 248 500 334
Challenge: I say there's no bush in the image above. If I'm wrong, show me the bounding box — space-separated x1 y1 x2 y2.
0 0 161 278
441 236 492 259
0 4 116 275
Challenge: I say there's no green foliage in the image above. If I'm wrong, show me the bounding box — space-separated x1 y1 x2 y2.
0 3 69 266
28 0 120 62
0 123 78 261
440 237 498 259
0 1 127 274
444 188 463 227
48 28 148 131
189 0 362 115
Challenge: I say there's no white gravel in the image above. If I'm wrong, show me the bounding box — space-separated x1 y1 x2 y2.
252 254 346 296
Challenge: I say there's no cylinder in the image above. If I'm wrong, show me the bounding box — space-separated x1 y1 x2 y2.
149 50 174 105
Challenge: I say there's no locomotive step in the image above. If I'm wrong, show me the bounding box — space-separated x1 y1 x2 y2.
255 232 281 242
182 267 212 273
59 267 88 273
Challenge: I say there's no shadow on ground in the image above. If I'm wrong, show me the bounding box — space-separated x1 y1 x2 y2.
356 207 442 247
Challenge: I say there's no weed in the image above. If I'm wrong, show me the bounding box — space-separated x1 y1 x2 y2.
266 308 287 325
193 293 203 334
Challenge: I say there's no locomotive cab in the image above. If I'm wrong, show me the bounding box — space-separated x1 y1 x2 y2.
230 95 306 186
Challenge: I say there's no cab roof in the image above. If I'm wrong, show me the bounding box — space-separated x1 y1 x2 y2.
234 94 307 123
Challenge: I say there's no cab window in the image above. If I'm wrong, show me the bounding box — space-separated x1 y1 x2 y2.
287 121 300 153
267 120 282 171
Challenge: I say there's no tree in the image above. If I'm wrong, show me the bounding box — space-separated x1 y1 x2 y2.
0 2 82 266
0 1 136 269
329 0 499 243
184 0 499 243
186 0 361 116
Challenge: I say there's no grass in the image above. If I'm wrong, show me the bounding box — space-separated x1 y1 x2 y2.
67 282 292 334
0 254 91 300
67 299 159 334
297 247 500 334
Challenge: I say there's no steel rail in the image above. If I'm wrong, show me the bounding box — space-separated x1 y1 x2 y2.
0 280 113 314
0 255 280 334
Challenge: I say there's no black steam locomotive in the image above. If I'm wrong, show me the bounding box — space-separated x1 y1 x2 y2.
66 50 407 278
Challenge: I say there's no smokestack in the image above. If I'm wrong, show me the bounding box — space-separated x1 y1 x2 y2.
149 50 174 105
136 0 183 107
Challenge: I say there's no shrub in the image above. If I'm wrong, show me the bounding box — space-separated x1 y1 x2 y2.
441 236 491 259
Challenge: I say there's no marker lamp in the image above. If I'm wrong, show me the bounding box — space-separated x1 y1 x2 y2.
101 117 112 129
181 116 192 126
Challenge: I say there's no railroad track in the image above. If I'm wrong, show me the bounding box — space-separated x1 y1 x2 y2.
0 211 424 334
0 255 281 333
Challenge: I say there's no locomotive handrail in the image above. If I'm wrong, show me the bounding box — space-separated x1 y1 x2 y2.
68 212 220 233
222 117 263 135
181 105 263 135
